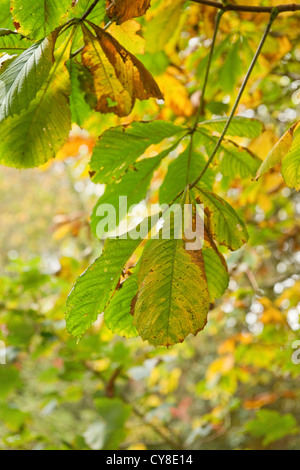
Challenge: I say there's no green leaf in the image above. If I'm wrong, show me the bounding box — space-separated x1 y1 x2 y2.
0 34 56 121
0 0 14 29
203 233 229 301
72 0 106 23
159 145 214 205
67 60 92 127
90 120 185 183
281 126 300 191
11 0 73 39
132 191 210 347
196 129 261 178
198 117 263 139
66 231 147 338
0 29 34 55
194 188 249 251
104 273 138 339
245 410 298 446
133 239 210 347
219 144 261 178
0 61 71 168
0 403 29 432
91 151 168 238
144 0 184 54
220 38 243 93
93 398 131 450
0 367 22 399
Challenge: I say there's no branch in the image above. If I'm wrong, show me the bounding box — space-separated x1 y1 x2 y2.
80 0 101 22
191 0 300 14
195 9 224 123
189 8 279 189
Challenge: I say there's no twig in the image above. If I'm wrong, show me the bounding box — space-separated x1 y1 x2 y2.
196 9 224 123
191 0 300 14
128 402 185 450
189 8 279 189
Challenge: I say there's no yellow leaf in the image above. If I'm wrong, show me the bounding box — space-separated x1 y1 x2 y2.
82 23 163 117
106 0 151 25
255 121 299 180
108 20 145 55
156 70 193 117
82 24 131 116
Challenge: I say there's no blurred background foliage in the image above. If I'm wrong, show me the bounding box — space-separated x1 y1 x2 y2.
1 0 300 450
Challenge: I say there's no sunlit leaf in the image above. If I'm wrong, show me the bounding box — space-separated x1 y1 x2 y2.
11 0 72 39
281 126 300 191
104 273 138 338
90 120 185 183
0 60 71 168
256 122 297 180
91 149 171 238
66 226 149 338
106 0 151 25
0 29 33 55
0 33 56 121
159 145 214 205
82 23 163 117
203 230 229 301
198 117 263 139
132 190 210 347
194 187 249 251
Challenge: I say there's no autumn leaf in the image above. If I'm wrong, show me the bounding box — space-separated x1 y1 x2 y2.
255 122 298 180
82 23 163 117
281 126 300 191
132 189 210 347
194 188 249 251
10 0 72 39
106 0 151 25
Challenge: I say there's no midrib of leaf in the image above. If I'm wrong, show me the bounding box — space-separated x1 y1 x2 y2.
165 238 180 344
186 141 193 185
89 30 118 98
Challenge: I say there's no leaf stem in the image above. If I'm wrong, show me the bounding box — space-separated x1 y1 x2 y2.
195 9 224 125
185 11 224 194
189 8 279 189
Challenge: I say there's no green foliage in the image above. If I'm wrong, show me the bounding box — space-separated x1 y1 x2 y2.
0 29 33 54
11 0 73 39
195 188 249 251
0 34 56 120
133 190 210 347
90 120 185 183
246 410 298 446
0 0 300 451
159 145 214 204
66 231 145 338
91 151 167 238
281 126 300 191
0 61 71 167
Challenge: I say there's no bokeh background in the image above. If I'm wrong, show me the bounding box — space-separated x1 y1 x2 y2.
1 0 300 450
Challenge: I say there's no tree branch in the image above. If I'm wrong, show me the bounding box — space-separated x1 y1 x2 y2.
80 0 101 22
189 8 279 189
191 0 300 14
